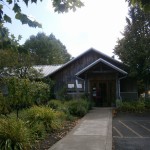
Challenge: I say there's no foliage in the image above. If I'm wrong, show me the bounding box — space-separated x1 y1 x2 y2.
29 80 50 105
0 92 11 115
66 99 89 117
0 0 149 29
117 100 146 112
0 0 84 27
0 25 43 79
0 24 21 50
116 99 123 108
30 122 46 140
2 77 49 117
144 98 150 109
24 106 65 132
47 99 63 110
127 0 150 12
24 32 71 65
114 5 150 94
0 49 39 79
47 99 74 121
0 118 33 150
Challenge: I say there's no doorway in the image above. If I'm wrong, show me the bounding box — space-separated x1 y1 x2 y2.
90 80 115 107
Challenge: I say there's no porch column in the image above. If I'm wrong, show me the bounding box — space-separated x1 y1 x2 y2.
116 75 120 99
84 73 88 94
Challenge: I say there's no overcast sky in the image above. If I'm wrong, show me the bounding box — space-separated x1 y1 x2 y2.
4 0 129 58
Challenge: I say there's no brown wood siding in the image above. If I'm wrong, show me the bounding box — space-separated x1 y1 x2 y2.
50 50 127 93
120 78 137 92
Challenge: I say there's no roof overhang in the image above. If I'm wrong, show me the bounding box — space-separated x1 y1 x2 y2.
75 58 127 76
48 47 125 76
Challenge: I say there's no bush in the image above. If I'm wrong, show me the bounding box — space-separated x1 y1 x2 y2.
29 122 46 140
0 118 33 150
136 101 145 112
118 100 146 112
47 99 75 121
145 99 150 110
66 99 89 117
0 92 11 115
47 99 63 110
24 106 65 132
3 78 50 118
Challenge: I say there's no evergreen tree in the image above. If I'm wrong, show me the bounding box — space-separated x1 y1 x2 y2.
114 5 150 95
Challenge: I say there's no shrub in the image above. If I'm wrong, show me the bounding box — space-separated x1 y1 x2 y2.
66 99 89 117
24 106 65 132
29 122 46 140
47 99 75 121
136 101 145 112
47 99 63 110
118 100 146 113
0 92 11 116
0 118 33 150
145 99 150 110
3 78 50 118
116 99 122 108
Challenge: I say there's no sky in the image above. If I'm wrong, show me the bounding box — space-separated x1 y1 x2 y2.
4 0 129 58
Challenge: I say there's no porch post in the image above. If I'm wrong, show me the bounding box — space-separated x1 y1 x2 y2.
84 73 88 94
116 75 119 99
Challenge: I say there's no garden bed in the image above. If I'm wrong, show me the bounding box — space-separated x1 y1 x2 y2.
34 119 79 150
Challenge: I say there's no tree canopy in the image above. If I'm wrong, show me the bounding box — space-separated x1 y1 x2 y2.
0 0 149 28
114 5 150 93
24 32 71 65
127 0 150 12
0 0 84 27
0 25 41 78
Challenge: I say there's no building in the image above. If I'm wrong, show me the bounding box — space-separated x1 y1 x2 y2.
37 48 138 107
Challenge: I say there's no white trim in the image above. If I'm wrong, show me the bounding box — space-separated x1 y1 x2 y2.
120 92 138 93
48 48 125 76
75 58 127 76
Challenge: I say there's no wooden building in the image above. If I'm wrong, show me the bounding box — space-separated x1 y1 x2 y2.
45 48 138 107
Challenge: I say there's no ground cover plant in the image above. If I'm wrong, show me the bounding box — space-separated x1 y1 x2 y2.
116 98 150 113
23 106 66 132
0 97 91 150
0 118 33 150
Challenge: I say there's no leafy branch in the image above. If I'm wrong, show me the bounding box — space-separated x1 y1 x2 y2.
0 0 84 28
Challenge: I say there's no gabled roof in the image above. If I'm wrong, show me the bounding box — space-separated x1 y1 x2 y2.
75 58 127 76
48 47 124 76
33 65 63 77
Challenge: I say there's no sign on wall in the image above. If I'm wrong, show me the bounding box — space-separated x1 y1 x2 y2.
68 84 75 89
77 84 82 88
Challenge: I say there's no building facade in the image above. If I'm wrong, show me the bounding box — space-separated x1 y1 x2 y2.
46 48 138 106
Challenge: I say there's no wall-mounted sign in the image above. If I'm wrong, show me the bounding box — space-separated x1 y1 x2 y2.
77 84 82 88
68 84 74 89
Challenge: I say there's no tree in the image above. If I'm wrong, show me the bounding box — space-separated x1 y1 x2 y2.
127 0 150 12
0 25 42 78
0 77 50 117
1 0 149 28
24 32 71 65
0 0 84 27
0 24 21 50
114 5 150 95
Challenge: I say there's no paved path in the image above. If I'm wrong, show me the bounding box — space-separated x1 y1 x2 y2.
49 107 112 150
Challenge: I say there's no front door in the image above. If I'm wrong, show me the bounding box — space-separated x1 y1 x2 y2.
90 80 115 107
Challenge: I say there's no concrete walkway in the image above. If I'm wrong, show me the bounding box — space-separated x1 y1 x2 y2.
49 107 112 150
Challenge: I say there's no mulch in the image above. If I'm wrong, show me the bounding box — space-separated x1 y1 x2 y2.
33 119 79 150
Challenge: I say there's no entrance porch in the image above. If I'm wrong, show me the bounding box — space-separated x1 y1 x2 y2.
75 58 128 107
